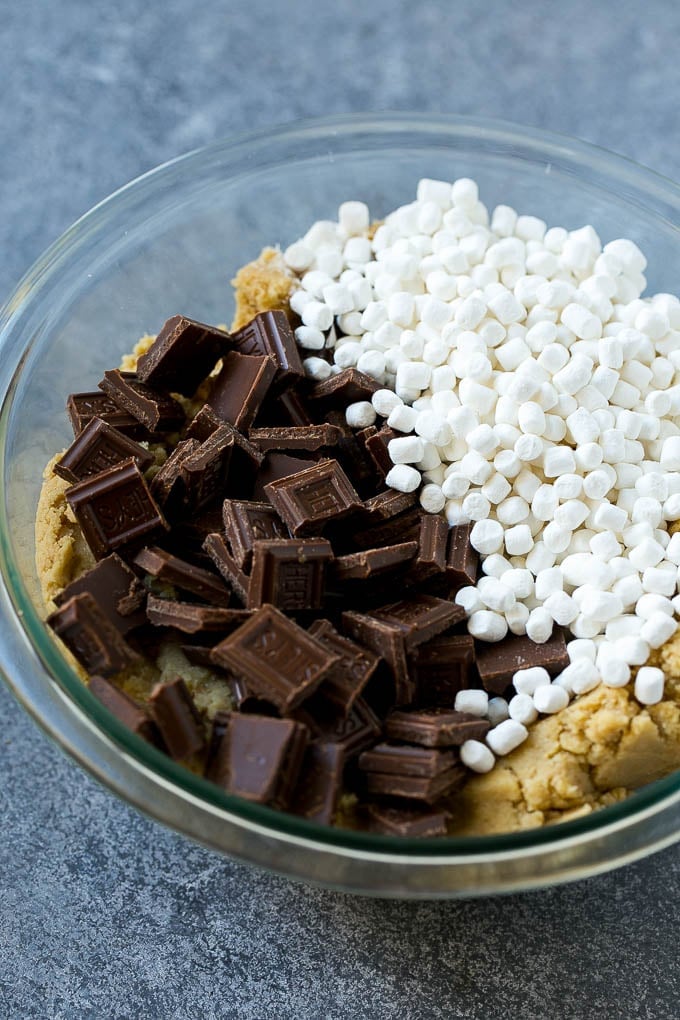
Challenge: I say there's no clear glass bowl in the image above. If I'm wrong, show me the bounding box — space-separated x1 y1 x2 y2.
3 113 680 898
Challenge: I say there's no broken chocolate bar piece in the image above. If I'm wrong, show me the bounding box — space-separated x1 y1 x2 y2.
99 370 185 432
149 438 199 514
341 610 413 706
207 712 309 809
66 391 148 439
247 539 333 611
248 424 342 453
362 425 398 478
251 452 315 502
210 604 339 713
47 592 140 676
474 630 570 695
307 619 379 715
405 514 449 585
54 552 147 636
366 803 449 838
264 458 362 536
332 541 418 582
203 532 250 603
149 677 205 759
385 708 491 748
371 596 465 651
358 743 457 778
89 675 161 745
229 309 304 386
133 546 232 606
364 765 465 804
207 351 277 431
146 596 251 635
290 740 345 825
410 634 475 705
54 416 155 484
307 368 380 410
363 489 419 521
179 424 237 512
293 695 382 759
222 500 289 570
135 315 228 395
445 523 480 593
185 404 223 442
66 459 168 560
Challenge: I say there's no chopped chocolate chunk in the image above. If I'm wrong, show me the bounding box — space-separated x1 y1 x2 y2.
331 541 418 582
405 514 449 584
268 385 315 427
146 596 251 635
329 426 383 499
135 315 228 395
210 605 339 713
364 765 465 804
411 634 475 705
371 596 466 651
362 425 398 478
222 499 289 570
179 424 237 512
363 489 419 521
293 695 381 759
54 553 147 636
148 677 205 759
366 803 449 838
89 676 161 745
133 546 232 606
47 592 140 676
307 619 379 715
341 611 412 705
66 391 148 439
290 741 345 825
251 451 316 502
351 506 422 551
171 505 226 561
247 538 333 611
54 416 154 484
248 424 342 453
203 532 250 603
229 310 304 386
474 630 570 695
99 370 185 432
207 351 277 431
149 438 199 514
385 708 491 748
206 712 309 808
307 368 380 410
264 458 362 536
446 523 480 593
358 743 457 778
185 404 223 442
65 459 168 560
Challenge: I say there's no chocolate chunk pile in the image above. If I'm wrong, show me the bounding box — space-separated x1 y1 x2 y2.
47 311 569 837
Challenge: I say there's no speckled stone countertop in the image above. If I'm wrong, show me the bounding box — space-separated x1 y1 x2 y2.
3 2 680 1017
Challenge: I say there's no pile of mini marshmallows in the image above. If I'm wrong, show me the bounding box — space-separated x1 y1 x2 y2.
281 177 680 771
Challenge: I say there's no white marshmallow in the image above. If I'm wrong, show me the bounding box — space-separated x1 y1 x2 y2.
460 740 496 774
634 666 665 705
454 689 489 717
533 684 570 714
486 719 529 756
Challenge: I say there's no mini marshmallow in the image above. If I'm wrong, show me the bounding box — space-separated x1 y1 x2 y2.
384 464 421 493
639 612 677 649
486 719 529 756
467 610 508 642
508 693 538 726
477 576 516 613
533 684 570 714
345 401 377 429
388 436 424 464
487 697 511 727
454 689 489 717
634 666 665 705
513 666 551 696
526 607 553 643
460 740 496 774
470 519 505 555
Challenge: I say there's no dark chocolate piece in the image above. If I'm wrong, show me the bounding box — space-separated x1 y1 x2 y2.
290 741 345 825
371 596 465 651
247 539 333 611
329 425 383 499
251 452 316 502
385 708 491 748
203 532 250 603
264 458 362 536
179 424 237 512
89 675 160 745
366 803 449 837
362 425 398 478
54 416 154 484
54 553 147 636
275 385 314 427
248 424 342 453
331 541 418 582
99 370 185 432
207 351 277 431
307 368 380 409
363 489 419 521
229 310 304 386
133 546 232 606
405 514 449 584
66 391 148 439
341 610 413 706
135 315 228 395
146 596 251 635
207 712 309 808
65 459 168 560
474 630 570 695
364 765 465 804
222 499 289 570
446 523 480 593
411 634 475 705
210 604 339 713
149 438 199 514
47 592 140 676
185 404 223 442
293 695 382 759
308 619 380 715
358 743 457 778
149 677 205 759
352 506 422 551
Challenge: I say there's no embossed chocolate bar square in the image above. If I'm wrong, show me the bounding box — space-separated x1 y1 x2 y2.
247 539 333 611
264 458 362 536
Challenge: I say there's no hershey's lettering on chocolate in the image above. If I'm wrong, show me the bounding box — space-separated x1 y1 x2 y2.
54 416 154 483
66 391 148 439
264 458 362 536
222 500 289 570
247 538 333 611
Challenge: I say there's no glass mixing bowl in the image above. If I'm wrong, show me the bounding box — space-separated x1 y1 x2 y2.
3 113 680 898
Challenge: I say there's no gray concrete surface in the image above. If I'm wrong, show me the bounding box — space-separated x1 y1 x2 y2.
2 1 680 1016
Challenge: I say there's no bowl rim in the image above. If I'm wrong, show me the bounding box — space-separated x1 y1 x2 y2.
3 111 680 893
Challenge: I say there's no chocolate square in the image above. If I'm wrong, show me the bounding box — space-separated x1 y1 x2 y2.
264 458 361 536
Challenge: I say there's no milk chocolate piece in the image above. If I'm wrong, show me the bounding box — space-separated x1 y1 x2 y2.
179 424 237 512
406 514 449 584
307 368 380 409
371 596 465 651
47 592 140 677
222 500 289 570
251 452 315 502
307 619 380 714
89 676 160 745
65 459 168 560
475 630 569 694
146 596 250 635
133 546 231 606
363 489 419 521
54 417 154 483
362 425 398 477
135 315 228 395
291 741 345 825
411 634 475 705
229 310 304 386
264 458 362 536
358 743 457 778
99 370 185 432
210 605 338 712
352 507 422 551
149 677 205 759
385 708 491 748
366 803 449 838
203 533 250 603
186 404 223 442
332 541 418 582
293 695 381 759
207 712 309 808
149 438 199 513
207 351 277 431
66 391 148 439
248 424 342 452
364 765 465 804
247 539 333 611
270 385 315 427
341 611 412 705
54 553 147 636
446 523 480 592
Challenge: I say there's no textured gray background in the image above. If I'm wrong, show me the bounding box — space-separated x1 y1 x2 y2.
2 1 680 1017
